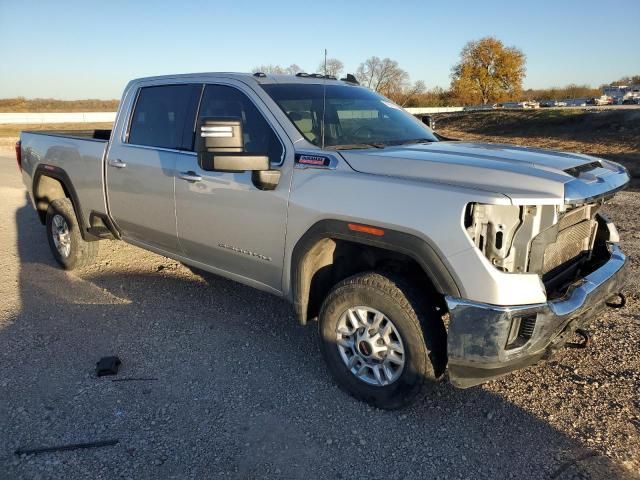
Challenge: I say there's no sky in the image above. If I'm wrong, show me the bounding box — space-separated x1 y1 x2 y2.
1 0 639 99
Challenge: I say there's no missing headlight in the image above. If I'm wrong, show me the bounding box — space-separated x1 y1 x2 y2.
466 203 560 273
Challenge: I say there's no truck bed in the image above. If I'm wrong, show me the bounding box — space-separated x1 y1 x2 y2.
20 130 109 231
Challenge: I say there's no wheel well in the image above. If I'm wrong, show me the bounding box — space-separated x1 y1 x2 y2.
296 238 441 324
33 174 70 224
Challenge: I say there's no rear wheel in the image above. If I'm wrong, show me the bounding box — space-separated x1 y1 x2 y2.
46 198 98 270
318 271 446 410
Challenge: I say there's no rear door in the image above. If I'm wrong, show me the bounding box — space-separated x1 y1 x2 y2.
106 84 201 252
174 82 292 292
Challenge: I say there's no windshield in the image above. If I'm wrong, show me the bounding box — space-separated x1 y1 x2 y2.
260 83 438 149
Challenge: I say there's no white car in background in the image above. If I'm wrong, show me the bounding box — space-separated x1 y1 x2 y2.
500 101 539 109
565 99 587 107
463 103 499 111
541 100 567 108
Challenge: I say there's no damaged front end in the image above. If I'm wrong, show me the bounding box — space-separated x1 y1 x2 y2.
446 159 630 388
464 201 607 299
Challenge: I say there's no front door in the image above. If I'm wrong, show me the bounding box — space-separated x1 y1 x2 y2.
106 83 201 252
174 82 291 293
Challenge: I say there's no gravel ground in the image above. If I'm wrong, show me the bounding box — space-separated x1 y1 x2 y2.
0 150 638 480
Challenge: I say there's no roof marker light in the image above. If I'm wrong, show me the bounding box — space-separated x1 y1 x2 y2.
347 223 385 236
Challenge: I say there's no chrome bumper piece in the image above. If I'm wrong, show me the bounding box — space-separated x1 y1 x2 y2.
445 243 628 388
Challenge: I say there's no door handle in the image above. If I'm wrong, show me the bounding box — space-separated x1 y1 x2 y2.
109 159 127 168
178 171 202 182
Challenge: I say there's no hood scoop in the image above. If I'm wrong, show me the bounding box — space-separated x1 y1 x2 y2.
564 161 602 178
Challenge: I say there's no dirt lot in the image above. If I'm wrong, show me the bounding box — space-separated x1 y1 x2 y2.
436 109 640 179
0 113 639 479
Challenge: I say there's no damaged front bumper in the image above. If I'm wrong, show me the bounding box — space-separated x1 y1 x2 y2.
445 243 627 388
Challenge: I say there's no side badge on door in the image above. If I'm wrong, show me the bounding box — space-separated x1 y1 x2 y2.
295 153 337 170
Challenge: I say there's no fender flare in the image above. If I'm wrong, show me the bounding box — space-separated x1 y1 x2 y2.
32 164 98 241
290 219 463 324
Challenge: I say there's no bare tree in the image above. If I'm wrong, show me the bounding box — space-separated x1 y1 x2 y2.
285 64 302 75
611 75 640 86
251 64 285 74
252 64 286 74
318 58 344 78
356 57 409 98
397 80 426 106
406 86 454 108
251 64 302 75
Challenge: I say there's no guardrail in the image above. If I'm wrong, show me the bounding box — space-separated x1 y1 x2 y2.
405 107 465 114
0 112 117 124
1 104 638 124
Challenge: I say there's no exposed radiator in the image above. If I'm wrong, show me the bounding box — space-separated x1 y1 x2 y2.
542 218 597 274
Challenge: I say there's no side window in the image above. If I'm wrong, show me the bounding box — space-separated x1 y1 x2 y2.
128 84 201 150
198 84 284 164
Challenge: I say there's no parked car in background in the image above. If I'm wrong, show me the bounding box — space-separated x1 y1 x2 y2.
500 101 540 109
541 100 568 108
499 102 522 109
587 96 609 106
565 99 587 107
463 103 499 111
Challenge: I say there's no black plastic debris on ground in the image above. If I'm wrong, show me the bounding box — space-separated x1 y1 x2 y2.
15 439 119 455
96 356 121 377
111 377 158 382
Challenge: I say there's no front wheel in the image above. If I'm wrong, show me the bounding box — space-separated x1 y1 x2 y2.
46 198 98 270
318 271 446 410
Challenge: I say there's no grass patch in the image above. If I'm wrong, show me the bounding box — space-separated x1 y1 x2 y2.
0 98 118 112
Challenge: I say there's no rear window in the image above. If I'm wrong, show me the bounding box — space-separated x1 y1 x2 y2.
128 84 201 150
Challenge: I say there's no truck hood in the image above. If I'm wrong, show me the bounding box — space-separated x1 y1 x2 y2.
338 141 626 204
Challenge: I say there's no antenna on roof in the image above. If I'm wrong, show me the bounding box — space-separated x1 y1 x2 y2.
321 49 327 149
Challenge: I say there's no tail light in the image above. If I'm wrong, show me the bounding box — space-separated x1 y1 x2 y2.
15 140 22 170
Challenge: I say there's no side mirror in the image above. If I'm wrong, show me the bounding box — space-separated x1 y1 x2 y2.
202 153 270 172
421 115 436 130
197 118 270 172
199 117 243 153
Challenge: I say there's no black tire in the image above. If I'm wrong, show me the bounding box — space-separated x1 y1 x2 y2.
45 198 98 270
318 271 447 410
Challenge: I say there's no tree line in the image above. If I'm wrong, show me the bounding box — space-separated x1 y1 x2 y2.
2 41 637 111
252 37 638 106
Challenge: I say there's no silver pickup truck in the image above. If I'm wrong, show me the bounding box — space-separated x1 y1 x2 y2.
17 72 630 409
